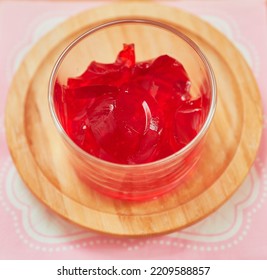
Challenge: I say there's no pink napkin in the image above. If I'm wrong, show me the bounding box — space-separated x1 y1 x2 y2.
0 0 267 260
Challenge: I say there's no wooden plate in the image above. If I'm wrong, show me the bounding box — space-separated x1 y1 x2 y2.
5 3 263 236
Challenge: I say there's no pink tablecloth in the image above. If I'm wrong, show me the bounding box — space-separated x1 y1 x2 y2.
0 0 267 260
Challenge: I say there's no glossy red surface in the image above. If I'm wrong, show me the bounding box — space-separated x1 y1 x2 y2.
54 44 209 164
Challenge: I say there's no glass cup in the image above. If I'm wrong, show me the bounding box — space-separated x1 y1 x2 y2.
48 19 216 200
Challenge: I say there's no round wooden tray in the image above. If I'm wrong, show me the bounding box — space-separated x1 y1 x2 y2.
5 3 262 236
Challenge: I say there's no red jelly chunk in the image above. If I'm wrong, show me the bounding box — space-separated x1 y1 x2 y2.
54 44 209 164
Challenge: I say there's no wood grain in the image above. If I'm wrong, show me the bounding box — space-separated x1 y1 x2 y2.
5 2 263 236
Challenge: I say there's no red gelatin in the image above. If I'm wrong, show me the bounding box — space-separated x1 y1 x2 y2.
54 44 209 164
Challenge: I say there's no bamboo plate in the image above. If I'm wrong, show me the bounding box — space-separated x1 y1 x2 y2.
5 3 263 236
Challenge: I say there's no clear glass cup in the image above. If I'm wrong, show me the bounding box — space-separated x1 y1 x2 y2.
48 19 216 200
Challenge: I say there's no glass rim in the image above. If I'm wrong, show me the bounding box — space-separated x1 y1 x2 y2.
48 18 217 168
